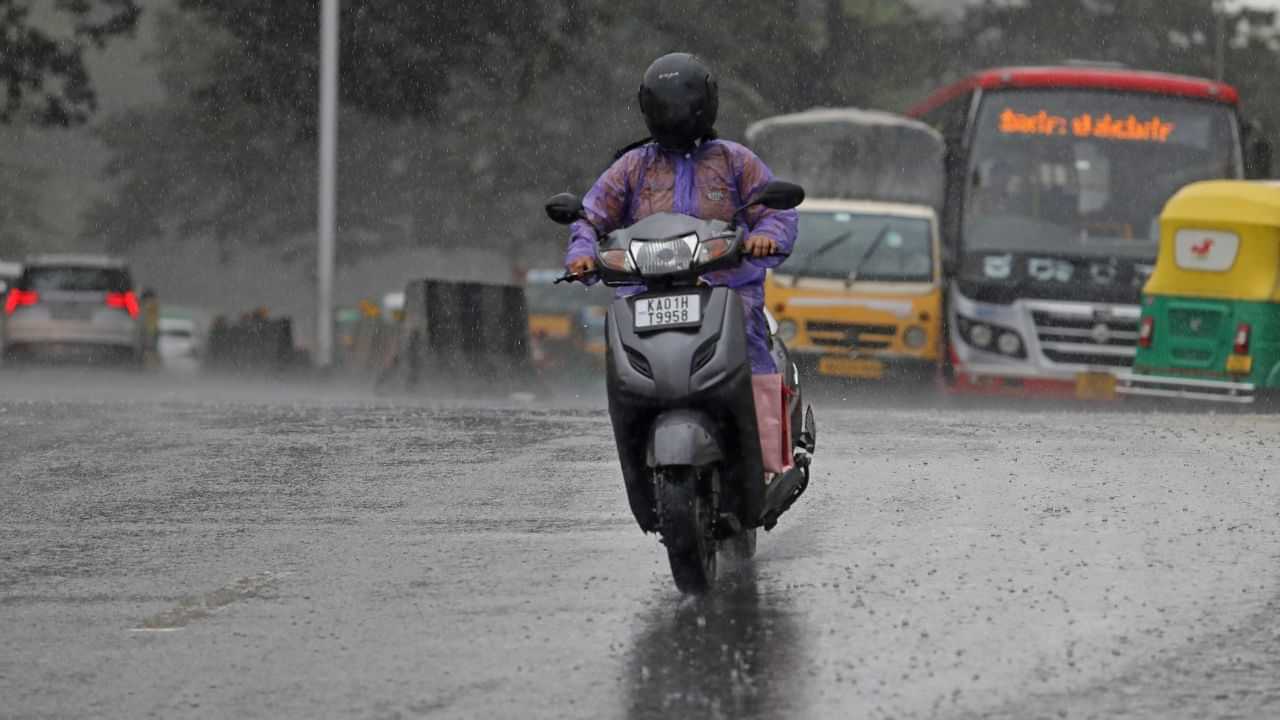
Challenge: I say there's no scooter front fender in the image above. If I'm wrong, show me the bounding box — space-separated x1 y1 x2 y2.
645 409 723 468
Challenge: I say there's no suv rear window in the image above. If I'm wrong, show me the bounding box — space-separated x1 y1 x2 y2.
20 267 132 293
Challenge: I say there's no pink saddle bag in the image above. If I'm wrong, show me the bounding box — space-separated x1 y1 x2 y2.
752 373 792 473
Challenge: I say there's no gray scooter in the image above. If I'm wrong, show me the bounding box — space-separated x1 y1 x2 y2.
545 181 817 593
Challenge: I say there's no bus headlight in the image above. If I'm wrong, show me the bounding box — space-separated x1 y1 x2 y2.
776 319 798 343
997 331 1023 357
959 316 1026 358
903 326 927 349
967 322 994 349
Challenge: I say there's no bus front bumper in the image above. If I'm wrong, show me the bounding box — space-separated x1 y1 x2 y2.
1116 372 1255 404
791 348 935 380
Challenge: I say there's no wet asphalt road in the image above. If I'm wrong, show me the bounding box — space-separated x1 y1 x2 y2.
2 369 1280 719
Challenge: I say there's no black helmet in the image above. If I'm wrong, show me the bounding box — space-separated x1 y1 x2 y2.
638 53 718 152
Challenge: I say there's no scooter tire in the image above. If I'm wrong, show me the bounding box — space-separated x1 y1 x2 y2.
656 467 717 594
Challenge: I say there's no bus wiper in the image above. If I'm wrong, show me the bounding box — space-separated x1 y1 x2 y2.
791 230 855 287
845 224 892 288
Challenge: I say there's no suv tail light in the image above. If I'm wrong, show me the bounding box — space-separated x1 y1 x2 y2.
1138 316 1154 349
1233 323 1251 355
105 291 140 318
4 289 38 315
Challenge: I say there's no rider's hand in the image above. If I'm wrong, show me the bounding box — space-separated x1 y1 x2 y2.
567 256 596 278
745 235 778 258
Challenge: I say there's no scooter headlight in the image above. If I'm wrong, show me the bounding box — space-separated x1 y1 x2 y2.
776 319 798 343
694 235 734 266
598 249 634 272
631 234 697 275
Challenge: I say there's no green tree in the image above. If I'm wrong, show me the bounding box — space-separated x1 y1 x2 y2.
84 1 943 260
0 0 142 125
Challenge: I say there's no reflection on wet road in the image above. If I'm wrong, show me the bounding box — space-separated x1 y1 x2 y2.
2 370 1280 719
625 564 806 719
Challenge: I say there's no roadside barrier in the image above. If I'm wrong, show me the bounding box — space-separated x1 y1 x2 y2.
381 279 532 391
206 312 300 374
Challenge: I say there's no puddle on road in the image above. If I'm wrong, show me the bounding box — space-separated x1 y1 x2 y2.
132 572 280 631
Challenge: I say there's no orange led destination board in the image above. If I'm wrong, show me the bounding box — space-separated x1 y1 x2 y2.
998 108 1176 143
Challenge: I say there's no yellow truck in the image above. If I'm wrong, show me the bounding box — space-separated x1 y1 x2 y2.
748 109 947 380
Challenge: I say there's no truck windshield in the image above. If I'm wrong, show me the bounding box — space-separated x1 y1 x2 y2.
787 211 933 282
964 89 1241 260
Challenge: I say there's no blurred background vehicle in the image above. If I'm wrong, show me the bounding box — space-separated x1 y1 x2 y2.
0 260 20 297
766 200 943 381
524 268 611 373
909 65 1268 400
750 109 946 383
157 313 201 373
2 255 142 365
1121 180 1280 404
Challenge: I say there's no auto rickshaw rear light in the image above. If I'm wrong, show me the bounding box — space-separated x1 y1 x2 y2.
105 290 140 318
4 289 38 315
1234 323 1251 355
1138 316 1154 349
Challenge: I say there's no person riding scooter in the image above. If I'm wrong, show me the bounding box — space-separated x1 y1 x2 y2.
564 52 798 375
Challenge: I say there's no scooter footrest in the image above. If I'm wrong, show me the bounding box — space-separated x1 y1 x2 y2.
760 465 810 531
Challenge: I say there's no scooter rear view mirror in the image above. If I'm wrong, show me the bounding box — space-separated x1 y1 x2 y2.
545 193 585 225
750 180 806 211
730 180 806 229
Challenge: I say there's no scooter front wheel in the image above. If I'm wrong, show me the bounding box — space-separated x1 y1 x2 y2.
655 467 717 594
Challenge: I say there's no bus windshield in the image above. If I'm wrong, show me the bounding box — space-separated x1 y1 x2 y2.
788 211 933 282
964 89 1241 260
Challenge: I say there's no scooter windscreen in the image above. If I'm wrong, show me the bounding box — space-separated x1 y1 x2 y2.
593 213 744 284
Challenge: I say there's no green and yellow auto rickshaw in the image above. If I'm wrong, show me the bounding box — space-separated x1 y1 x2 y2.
1119 180 1280 404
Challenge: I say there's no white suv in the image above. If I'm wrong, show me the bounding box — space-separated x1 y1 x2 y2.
3 255 142 364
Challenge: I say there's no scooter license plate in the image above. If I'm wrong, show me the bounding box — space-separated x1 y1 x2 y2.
634 293 701 331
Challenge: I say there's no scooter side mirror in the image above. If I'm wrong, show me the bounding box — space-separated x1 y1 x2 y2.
545 193 586 225
744 180 806 211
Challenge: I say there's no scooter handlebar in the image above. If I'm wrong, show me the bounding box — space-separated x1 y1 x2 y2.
554 271 594 284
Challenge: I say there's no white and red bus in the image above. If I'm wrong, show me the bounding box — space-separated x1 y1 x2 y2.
909 65 1271 398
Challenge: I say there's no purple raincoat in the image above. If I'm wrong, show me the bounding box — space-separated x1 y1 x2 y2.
566 139 798 373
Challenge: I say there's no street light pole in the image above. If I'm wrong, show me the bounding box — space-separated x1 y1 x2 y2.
316 0 339 368
1215 0 1227 82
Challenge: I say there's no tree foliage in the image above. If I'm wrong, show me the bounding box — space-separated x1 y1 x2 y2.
0 0 141 126
84 0 1280 263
